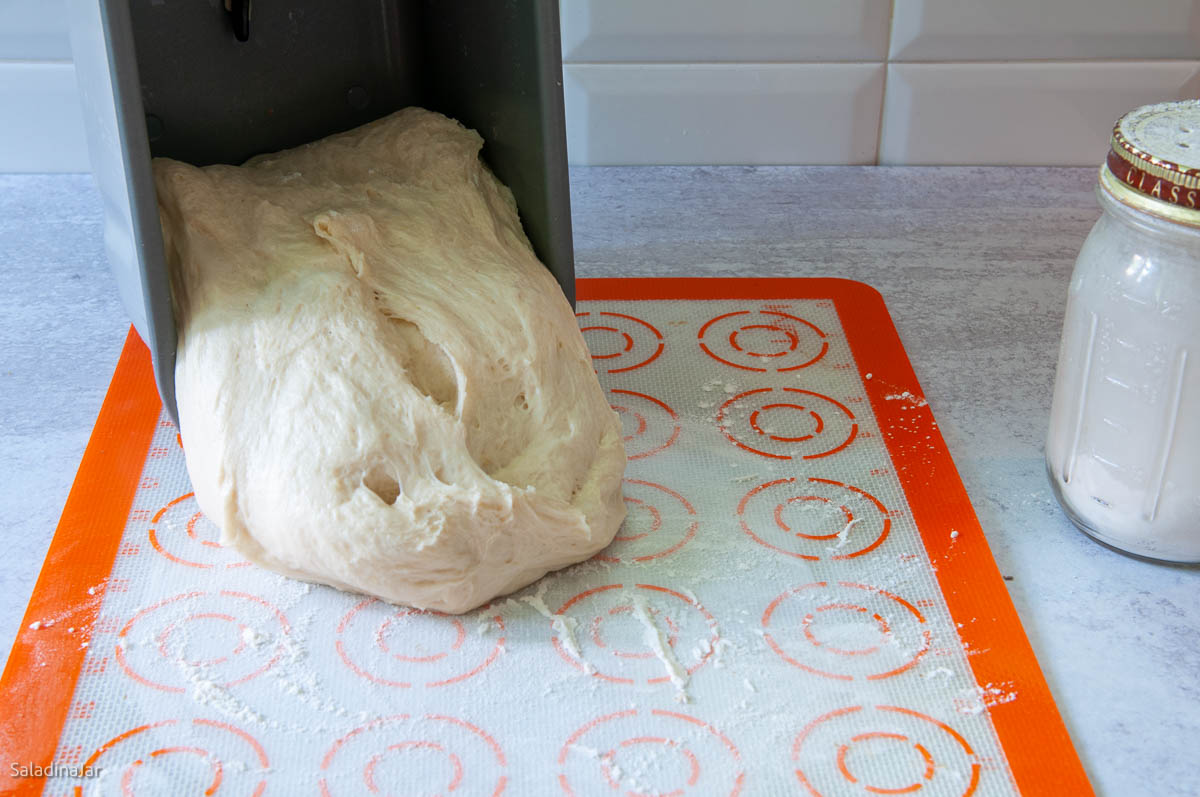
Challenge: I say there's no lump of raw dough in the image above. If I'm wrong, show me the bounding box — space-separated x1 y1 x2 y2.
155 108 626 614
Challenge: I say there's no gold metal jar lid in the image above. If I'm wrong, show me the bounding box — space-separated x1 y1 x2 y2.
1102 100 1200 227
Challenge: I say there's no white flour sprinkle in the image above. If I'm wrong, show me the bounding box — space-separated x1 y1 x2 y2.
631 594 689 702
832 518 861 550
241 626 269 649
522 583 592 675
885 390 928 407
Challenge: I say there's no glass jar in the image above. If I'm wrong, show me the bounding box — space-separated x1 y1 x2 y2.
1047 101 1200 563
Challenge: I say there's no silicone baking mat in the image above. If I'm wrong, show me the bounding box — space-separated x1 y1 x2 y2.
1 278 1091 796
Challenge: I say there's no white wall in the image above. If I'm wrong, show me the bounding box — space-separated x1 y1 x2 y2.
0 0 90 171
562 0 1200 165
3 0 1199 171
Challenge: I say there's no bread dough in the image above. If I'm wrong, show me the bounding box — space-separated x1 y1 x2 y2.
154 108 627 614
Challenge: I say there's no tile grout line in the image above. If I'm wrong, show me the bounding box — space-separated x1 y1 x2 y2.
876 0 899 165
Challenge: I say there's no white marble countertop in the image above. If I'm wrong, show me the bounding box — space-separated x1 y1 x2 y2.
1 167 1197 796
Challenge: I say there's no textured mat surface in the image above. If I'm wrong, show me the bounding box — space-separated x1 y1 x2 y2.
0 278 1090 796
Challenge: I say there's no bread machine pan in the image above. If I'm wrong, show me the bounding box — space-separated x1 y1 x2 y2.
67 0 575 422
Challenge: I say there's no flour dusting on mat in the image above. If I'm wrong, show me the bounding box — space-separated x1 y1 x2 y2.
21 292 1065 796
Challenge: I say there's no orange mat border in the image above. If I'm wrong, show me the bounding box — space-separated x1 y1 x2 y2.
0 329 161 796
0 280 1092 796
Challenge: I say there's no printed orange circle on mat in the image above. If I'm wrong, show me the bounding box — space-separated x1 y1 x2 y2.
73 718 268 797
737 477 891 561
320 713 506 797
699 309 829 373
147 492 252 570
762 582 931 681
335 599 505 689
551 584 718 687
115 591 290 694
558 708 744 796
596 479 699 564
577 310 665 374
792 705 982 797
610 389 681 460
717 388 857 460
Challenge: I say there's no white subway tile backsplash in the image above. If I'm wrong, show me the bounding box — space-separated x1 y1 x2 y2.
890 0 1200 61
3 2 1200 170
0 0 71 59
564 64 885 165
561 0 892 62
879 61 1200 166
0 62 89 172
